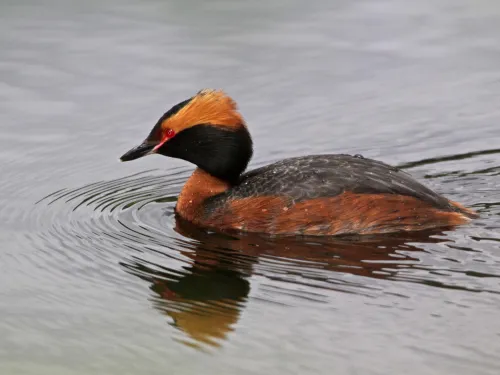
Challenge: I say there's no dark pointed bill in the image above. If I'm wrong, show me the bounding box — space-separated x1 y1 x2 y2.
120 141 155 162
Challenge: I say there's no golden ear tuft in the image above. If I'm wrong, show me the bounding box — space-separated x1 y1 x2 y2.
161 89 244 131
195 89 237 107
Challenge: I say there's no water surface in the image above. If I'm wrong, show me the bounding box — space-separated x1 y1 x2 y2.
1 0 500 374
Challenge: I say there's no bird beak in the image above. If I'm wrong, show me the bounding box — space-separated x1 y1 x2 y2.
120 141 156 162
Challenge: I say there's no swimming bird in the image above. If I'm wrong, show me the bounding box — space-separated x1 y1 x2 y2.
120 89 477 236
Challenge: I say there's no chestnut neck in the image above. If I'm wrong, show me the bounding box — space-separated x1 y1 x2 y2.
176 168 231 223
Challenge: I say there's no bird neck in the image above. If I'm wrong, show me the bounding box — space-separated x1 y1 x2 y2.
177 168 231 223
161 124 253 184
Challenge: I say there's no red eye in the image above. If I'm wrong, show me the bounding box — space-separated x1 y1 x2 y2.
165 128 176 138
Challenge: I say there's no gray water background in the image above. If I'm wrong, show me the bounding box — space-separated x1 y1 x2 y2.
1 0 500 374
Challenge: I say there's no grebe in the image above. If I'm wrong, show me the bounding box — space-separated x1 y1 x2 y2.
120 89 477 236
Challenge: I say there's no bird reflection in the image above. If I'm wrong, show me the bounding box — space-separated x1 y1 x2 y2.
122 218 452 348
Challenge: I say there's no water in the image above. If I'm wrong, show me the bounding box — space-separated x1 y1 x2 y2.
1 0 500 373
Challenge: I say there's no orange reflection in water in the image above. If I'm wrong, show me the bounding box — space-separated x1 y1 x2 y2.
124 219 451 348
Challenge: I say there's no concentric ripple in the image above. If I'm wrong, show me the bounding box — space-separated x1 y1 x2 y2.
28 149 500 348
28 166 254 348
31 168 187 282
